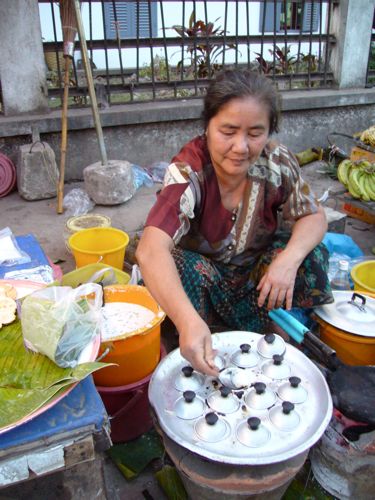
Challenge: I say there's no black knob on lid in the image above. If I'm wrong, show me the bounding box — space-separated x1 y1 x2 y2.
282 401 295 414
240 343 250 353
273 354 283 365
205 412 218 426
254 382 266 394
183 390 196 403
182 366 194 377
265 333 275 344
220 386 231 398
247 416 261 431
289 376 301 388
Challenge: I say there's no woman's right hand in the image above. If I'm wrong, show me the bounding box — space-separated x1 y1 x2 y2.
179 317 219 376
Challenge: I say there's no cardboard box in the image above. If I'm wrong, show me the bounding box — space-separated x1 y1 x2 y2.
350 146 375 164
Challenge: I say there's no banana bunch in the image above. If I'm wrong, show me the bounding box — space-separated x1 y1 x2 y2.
360 125 375 147
337 159 375 201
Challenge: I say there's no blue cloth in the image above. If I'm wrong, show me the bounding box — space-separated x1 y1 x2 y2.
322 232 364 258
0 377 109 451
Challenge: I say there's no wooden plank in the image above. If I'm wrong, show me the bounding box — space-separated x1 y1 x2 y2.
64 435 95 469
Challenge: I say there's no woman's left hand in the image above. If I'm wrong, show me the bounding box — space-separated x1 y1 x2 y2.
256 250 299 310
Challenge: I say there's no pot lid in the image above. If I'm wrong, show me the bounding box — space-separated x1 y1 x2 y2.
277 377 308 404
173 391 205 420
230 343 259 368
236 417 271 448
224 367 257 390
174 366 205 392
244 382 276 409
269 401 300 431
149 330 332 465
314 291 375 337
257 333 286 358
194 412 230 442
261 354 291 380
207 386 240 414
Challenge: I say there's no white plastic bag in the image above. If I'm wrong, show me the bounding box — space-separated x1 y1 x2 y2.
21 283 103 368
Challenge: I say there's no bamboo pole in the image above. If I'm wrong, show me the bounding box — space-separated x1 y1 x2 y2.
57 56 71 214
73 0 108 166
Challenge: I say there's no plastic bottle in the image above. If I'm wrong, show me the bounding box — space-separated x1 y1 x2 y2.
330 260 351 290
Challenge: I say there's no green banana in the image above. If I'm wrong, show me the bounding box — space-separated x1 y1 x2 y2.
347 168 363 199
337 160 352 187
365 172 375 201
358 172 371 201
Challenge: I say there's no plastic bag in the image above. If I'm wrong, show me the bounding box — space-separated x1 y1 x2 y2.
0 227 31 266
132 164 154 190
21 283 103 368
63 188 95 217
145 161 169 183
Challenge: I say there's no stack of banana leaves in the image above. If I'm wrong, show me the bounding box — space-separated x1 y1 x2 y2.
0 320 108 433
337 159 375 202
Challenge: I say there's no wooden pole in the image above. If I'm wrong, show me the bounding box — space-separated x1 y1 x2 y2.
73 0 108 166
57 55 71 214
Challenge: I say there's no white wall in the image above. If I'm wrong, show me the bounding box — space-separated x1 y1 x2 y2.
39 1 328 71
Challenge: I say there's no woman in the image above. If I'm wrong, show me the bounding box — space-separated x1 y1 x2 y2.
136 69 333 376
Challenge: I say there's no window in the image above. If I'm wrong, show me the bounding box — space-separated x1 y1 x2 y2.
259 1 320 32
103 1 158 39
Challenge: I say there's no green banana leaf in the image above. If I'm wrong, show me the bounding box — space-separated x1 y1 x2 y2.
0 320 109 431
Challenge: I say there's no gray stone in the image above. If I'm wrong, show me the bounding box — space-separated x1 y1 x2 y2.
16 142 59 200
83 160 136 205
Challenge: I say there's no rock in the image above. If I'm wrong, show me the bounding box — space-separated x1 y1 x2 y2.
83 160 136 205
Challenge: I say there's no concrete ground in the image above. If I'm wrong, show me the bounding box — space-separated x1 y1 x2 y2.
0 162 374 499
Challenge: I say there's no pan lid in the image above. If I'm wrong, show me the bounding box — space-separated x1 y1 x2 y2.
257 333 286 358
244 382 276 410
207 386 241 414
230 343 259 368
314 291 375 337
277 377 308 404
174 366 205 392
261 354 291 379
194 412 230 442
173 390 205 420
269 402 300 431
236 417 271 448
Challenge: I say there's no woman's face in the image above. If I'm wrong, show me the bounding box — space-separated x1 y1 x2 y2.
206 96 270 180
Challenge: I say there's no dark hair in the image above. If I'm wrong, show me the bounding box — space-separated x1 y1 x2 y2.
202 69 281 134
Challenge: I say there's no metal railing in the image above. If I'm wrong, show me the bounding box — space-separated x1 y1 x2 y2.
39 0 339 109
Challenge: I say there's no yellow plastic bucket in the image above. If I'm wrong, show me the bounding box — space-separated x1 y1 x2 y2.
69 227 129 270
351 260 375 294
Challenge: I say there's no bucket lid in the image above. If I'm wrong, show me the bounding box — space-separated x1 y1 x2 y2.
66 214 111 232
314 291 375 337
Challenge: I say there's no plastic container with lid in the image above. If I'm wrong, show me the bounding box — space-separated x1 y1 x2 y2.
64 214 112 251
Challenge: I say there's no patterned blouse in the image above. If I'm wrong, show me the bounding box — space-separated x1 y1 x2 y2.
145 135 319 267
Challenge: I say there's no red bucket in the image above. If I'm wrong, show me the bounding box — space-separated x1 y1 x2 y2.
96 344 166 442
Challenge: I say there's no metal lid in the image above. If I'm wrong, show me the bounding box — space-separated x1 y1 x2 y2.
269 402 300 431
207 386 240 414
230 343 259 368
261 354 291 379
277 377 308 404
236 417 271 448
219 367 256 390
174 366 205 392
173 391 205 420
194 412 230 442
257 333 286 358
314 291 375 337
244 382 276 410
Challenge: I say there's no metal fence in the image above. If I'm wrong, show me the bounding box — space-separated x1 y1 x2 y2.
39 0 340 109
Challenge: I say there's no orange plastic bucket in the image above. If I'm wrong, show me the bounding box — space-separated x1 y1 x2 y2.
69 227 129 270
316 316 375 366
93 284 166 387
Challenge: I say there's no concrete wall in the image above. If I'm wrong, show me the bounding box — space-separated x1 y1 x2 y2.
1 87 375 180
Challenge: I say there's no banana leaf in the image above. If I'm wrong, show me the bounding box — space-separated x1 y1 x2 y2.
0 320 109 431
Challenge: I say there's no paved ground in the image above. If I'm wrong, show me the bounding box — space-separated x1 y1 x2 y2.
0 163 374 499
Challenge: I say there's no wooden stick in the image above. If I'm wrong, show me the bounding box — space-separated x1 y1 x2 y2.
57 55 71 214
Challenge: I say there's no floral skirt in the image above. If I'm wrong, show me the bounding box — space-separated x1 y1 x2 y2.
172 233 333 333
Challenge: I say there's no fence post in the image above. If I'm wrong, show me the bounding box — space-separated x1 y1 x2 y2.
0 0 49 116
329 0 374 88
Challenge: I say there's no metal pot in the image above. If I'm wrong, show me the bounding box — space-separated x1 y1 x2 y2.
314 291 375 365
149 331 332 499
